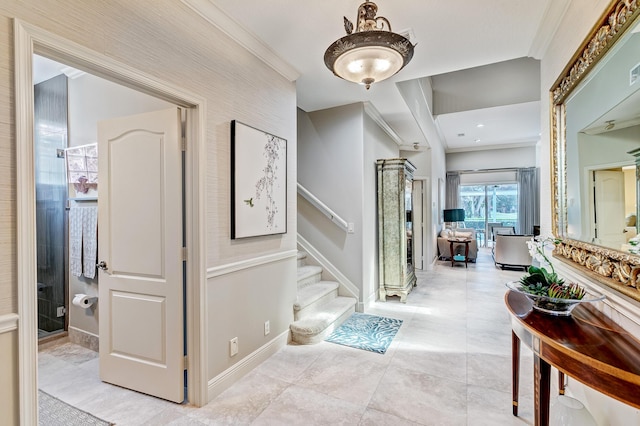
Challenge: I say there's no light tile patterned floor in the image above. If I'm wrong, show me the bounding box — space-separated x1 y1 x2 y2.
39 248 542 425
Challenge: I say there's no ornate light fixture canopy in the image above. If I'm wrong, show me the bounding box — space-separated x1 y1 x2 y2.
324 2 414 90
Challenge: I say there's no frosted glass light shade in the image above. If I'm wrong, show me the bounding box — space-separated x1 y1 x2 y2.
550 396 597 426
332 46 403 87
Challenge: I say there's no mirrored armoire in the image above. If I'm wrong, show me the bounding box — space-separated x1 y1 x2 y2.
376 158 417 302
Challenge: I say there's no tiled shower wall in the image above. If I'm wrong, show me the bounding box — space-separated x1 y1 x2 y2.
35 74 68 334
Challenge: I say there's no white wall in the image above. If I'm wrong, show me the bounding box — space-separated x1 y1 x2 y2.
364 113 400 302
540 0 640 423
297 105 365 290
297 104 401 305
396 77 448 269
67 73 173 337
446 146 537 171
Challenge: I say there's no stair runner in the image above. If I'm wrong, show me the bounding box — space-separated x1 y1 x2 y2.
290 252 357 344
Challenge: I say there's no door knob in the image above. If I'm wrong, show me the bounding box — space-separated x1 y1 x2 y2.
97 261 108 270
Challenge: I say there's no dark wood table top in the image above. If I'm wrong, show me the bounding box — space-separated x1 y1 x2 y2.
505 289 640 408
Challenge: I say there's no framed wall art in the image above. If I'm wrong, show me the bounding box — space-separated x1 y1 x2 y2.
231 120 287 239
66 142 98 198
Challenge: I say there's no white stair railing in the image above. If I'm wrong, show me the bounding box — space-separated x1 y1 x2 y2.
297 183 350 233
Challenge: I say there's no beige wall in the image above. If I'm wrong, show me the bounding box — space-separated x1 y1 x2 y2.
1 0 297 417
0 322 19 426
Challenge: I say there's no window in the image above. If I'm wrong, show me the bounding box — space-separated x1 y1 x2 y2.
460 183 518 245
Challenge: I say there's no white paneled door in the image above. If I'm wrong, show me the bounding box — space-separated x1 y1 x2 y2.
594 170 626 249
98 108 185 403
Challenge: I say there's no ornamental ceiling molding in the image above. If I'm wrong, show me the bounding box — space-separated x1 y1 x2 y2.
181 0 300 82
552 0 640 104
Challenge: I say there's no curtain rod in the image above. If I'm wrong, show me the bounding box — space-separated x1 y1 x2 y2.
448 166 537 174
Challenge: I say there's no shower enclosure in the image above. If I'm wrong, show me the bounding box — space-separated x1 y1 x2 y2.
35 74 68 338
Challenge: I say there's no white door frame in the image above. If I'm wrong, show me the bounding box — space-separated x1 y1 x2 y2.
14 19 208 422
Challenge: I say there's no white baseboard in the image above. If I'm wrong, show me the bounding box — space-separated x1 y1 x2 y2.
207 329 289 402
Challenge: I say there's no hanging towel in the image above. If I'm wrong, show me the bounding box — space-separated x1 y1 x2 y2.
69 207 83 277
82 207 98 279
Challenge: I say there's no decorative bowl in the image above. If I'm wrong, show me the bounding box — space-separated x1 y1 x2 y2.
505 281 605 316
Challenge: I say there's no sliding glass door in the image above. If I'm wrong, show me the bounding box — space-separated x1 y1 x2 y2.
460 184 518 246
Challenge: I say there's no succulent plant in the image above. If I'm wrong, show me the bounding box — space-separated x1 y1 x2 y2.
518 237 587 301
519 266 586 300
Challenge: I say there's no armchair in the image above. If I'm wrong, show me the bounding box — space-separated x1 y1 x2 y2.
493 234 533 270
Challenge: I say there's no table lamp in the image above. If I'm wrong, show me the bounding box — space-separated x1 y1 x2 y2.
443 209 465 237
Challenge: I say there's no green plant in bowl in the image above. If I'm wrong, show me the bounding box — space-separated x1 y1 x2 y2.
506 236 603 315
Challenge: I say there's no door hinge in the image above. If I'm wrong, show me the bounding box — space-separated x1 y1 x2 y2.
181 247 187 262
183 355 188 370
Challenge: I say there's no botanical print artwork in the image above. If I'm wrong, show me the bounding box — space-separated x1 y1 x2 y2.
254 134 285 229
232 121 287 239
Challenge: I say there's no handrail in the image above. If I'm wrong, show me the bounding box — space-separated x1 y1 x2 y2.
297 183 349 232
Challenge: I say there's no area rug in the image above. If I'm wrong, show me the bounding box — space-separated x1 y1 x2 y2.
325 312 403 354
39 390 113 426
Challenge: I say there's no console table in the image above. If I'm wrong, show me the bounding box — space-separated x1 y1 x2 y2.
505 290 640 426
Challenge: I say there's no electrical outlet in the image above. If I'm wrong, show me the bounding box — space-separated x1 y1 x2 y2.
229 337 238 357
264 320 270 336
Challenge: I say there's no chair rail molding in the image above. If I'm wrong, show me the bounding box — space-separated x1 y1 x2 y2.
0 314 19 334
207 250 297 278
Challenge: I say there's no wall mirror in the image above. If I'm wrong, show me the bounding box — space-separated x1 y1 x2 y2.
552 0 640 301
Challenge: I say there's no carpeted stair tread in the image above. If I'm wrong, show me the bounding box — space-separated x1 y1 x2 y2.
294 281 339 312
297 265 322 286
290 296 357 338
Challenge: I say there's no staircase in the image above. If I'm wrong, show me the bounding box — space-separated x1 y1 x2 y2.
290 251 357 344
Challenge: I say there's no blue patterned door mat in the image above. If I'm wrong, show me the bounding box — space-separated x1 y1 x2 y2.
325 312 403 354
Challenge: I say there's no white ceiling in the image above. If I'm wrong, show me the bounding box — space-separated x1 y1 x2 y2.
33 1 570 153
200 0 567 152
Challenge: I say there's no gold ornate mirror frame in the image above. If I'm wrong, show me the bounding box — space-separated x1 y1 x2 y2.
551 0 640 301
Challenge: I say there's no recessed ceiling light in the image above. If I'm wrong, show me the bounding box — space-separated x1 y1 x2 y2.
476 124 485 128
474 139 481 143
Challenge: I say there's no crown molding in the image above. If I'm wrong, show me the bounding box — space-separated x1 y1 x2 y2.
182 0 300 82
528 0 572 59
363 102 405 146
446 140 539 154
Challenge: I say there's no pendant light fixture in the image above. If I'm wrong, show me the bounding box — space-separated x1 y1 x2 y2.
324 2 415 90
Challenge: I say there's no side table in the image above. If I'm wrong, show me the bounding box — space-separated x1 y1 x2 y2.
448 238 471 268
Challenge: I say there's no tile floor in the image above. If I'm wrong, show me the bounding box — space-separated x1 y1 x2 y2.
39 248 543 425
